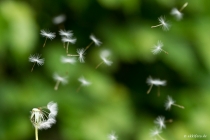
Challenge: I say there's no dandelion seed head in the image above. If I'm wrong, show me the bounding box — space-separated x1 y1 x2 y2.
154 116 166 130
29 54 45 66
30 102 57 130
90 34 102 46
61 56 76 64
147 76 166 86
78 76 91 86
77 48 85 63
59 29 73 37
40 30 56 40
53 73 68 84
47 101 58 118
158 16 171 31
165 96 175 110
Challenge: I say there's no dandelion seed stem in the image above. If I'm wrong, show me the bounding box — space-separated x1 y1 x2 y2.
77 85 82 92
63 42 65 48
84 41 94 52
151 24 163 28
173 104 184 109
157 134 165 140
95 61 104 69
31 63 36 72
165 119 173 123
35 127 38 140
66 42 69 53
179 2 188 12
54 80 61 90
43 38 48 47
67 54 79 57
161 49 168 54
147 84 153 94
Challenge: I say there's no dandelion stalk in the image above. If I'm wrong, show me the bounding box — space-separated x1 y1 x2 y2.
35 127 38 140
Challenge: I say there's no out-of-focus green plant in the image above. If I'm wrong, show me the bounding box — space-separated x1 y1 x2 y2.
1 0 210 140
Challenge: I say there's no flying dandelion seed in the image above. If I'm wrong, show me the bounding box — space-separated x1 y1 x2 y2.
30 101 58 140
151 40 168 55
77 76 91 92
96 50 113 69
171 2 188 20
53 73 68 90
146 76 166 96
40 30 56 47
61 36 77 53
150 127 165 140
165 95 185 110
84 34 102 52
52 14 66 24
151 16 171 31
67 48 85 63
29 54 44 72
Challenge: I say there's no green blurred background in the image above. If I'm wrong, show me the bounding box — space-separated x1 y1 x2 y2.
0 0 210 140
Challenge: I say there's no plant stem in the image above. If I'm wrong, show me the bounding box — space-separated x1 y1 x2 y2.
35 127 38 140
95 61 104 69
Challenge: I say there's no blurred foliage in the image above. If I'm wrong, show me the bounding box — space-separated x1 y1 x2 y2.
0 0 210 140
